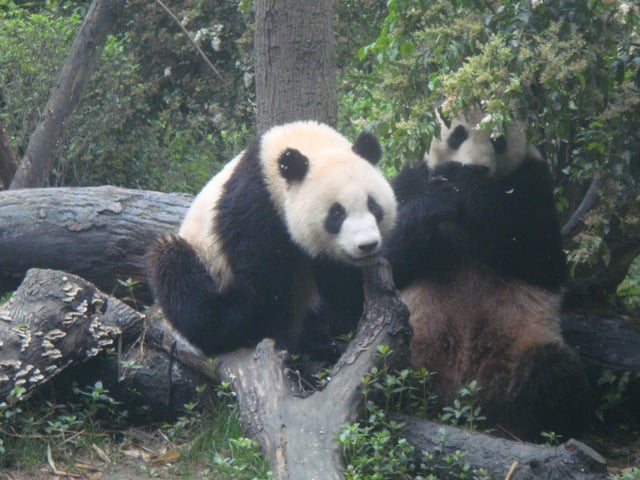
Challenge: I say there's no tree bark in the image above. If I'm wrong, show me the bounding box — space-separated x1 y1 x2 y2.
254 0 337 134
396 414 608 480
0 186 191 300
9 0 123 189
0 268 143 406
0 122 18 189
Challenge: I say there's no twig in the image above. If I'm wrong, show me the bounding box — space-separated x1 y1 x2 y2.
152 0 226 85
561 175 602 238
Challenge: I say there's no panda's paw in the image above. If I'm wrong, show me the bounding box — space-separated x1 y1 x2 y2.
433 161 489 182
423 177 463 222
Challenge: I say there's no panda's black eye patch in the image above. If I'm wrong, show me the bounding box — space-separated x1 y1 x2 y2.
491 135 507 154
325 202 346 234
368 195 384 222
447 125 468 150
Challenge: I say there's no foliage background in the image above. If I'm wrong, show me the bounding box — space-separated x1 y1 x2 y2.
1 0 639 304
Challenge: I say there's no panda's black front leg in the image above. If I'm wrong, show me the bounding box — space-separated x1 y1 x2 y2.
147 235 259 355
297 319 345 362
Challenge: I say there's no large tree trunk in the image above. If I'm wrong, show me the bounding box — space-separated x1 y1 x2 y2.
9 0 123 189
254 0 337 133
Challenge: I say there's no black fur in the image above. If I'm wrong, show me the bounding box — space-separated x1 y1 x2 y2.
384 150 591 440
352 131 382 165
502 342 592 440
447 124 469 150
147 140 311 355
325 203 347 235
278 148 309 183
146 235 257 353
384 155 567 290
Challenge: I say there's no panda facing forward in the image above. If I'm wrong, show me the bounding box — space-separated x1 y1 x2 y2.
147 121 397 359
384 111 591 441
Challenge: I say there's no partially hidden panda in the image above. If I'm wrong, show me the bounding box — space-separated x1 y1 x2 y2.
383 110 592 441
146 120 397 359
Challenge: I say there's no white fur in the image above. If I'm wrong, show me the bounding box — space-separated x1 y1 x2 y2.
178 121 397 290
178 154 241 290
258 121 396 265
259 121 353 218
428 110 539 178
284 156 396 264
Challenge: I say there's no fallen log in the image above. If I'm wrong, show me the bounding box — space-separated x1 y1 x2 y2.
396 414 608 480
0 268 144 406
0 186 191 300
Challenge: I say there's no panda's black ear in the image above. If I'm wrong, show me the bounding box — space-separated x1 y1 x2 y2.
278 148 309 183
353 131 382 165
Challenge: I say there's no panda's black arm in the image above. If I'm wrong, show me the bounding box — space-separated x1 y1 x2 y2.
384 162 465 288
391 161 431 204
463 158 567 290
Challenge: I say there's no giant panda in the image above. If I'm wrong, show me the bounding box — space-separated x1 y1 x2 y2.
383 110 592 441
146 120 397 359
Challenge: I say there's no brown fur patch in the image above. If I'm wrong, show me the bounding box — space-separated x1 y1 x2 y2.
401 267 563 406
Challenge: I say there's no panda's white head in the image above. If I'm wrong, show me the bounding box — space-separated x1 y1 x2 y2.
261 121 397 266
427 110 541 178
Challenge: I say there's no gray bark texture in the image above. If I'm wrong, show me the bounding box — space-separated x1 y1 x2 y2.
0 186 191 301
254 0 337 134
10 0 123 189
396 414 608 480
0 268 143 406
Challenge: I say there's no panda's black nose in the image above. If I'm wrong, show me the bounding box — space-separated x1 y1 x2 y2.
359 241 378 253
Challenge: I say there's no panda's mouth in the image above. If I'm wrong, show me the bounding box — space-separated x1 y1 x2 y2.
346 252 379 267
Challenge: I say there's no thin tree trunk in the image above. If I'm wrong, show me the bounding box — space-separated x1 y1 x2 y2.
9 0 122 189
0 122 18 189
254 0 337 134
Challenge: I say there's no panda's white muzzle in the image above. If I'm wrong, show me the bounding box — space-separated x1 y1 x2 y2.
340 214 382 265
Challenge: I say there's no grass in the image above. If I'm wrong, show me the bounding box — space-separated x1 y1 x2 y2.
0 379 270 479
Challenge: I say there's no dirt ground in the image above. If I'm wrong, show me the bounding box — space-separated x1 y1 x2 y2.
0 428 214 480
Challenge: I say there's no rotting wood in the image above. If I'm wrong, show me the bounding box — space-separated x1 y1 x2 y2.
0 268 143 406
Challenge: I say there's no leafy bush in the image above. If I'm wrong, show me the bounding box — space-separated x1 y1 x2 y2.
0 0 254 192
340 346 492 479
339 0 640 300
